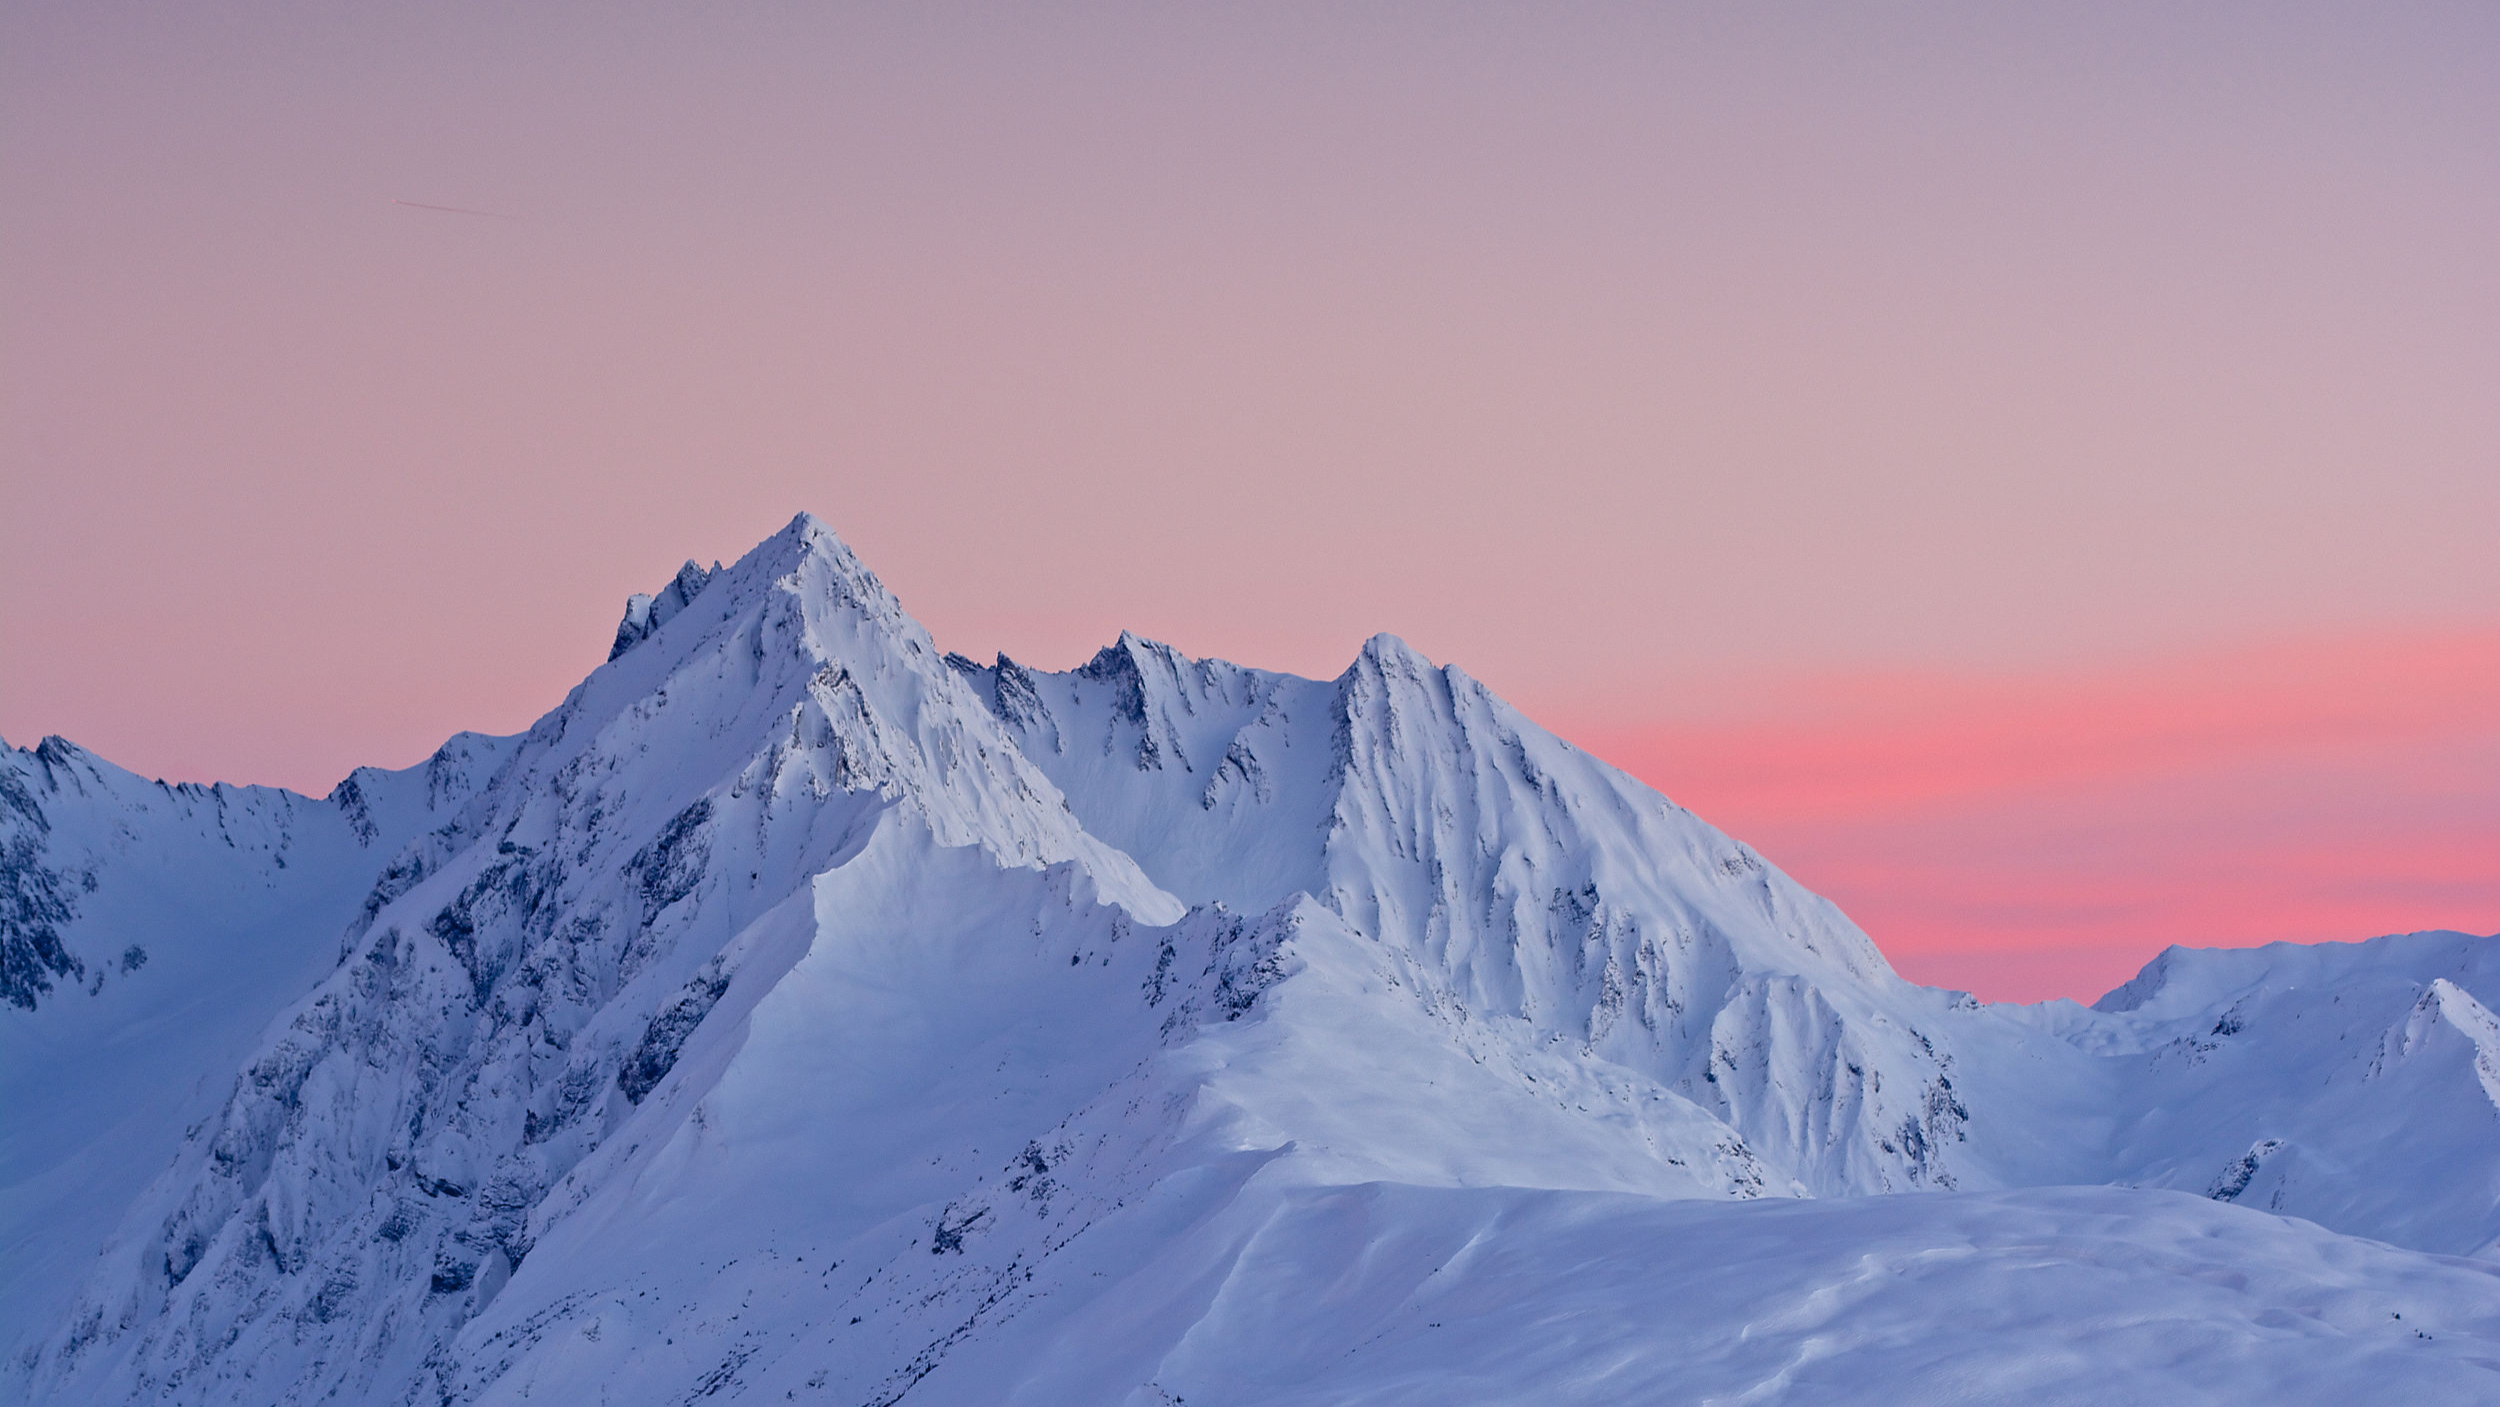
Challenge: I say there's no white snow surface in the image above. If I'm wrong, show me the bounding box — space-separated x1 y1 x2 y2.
4 512 2496 1405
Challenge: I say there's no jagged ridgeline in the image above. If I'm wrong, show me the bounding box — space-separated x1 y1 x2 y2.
7 513 2500 1407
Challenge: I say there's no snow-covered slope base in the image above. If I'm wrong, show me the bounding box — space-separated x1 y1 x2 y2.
7 513 2497 1405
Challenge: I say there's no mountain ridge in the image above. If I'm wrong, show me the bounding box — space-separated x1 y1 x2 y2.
7 511 2497 1405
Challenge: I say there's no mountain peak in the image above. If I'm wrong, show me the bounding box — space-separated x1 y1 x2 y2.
751 510 905 627
1352 631 1434 675
774 509 851 562
604 514 904 667
763 510 879 576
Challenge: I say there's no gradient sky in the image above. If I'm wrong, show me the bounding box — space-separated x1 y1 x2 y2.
5 2 2494 1002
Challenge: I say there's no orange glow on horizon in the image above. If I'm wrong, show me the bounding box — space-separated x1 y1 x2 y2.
1565 631 2500 1003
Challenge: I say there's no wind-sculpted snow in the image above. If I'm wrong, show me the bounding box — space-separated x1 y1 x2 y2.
9 512 2500 1405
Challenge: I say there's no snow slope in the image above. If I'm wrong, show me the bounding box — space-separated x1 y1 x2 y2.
2035 932 2500 1254
7 512 2496 1405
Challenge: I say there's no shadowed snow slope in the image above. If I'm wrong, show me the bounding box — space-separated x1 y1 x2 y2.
7 512 2498 1405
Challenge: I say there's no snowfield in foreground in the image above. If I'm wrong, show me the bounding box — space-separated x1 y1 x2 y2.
5 513 2495 1405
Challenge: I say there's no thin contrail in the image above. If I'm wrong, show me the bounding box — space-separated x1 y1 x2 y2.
390 198 518 219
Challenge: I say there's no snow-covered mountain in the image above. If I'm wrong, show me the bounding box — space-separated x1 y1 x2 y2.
1 729 515 1355
6 513 2497 1405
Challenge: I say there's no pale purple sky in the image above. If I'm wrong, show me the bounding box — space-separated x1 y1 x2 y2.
5 2 2494 999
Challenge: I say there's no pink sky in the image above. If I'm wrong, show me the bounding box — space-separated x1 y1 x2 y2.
1565 631 2500 1000
3 3 2493 1002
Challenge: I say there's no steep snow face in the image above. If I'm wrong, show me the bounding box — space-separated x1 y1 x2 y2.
964 632 1976 1196
0 730 514 1355
11 512 2500 1407
1312 637 1974 1196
